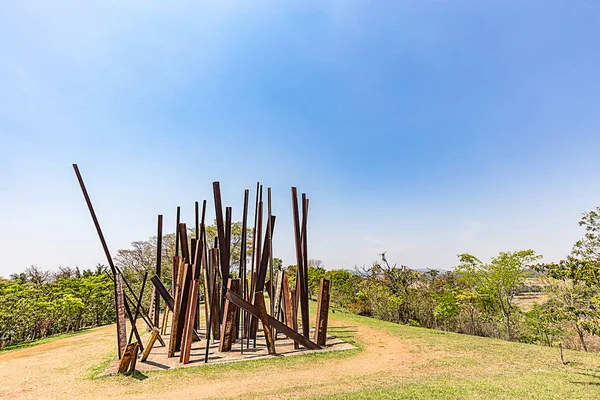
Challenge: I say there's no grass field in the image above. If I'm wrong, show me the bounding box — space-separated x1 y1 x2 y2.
2 304 600 399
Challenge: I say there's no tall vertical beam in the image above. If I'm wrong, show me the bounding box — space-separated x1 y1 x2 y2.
219 278 241 352
240 189 249 352
115 273 127 358
254 215 276 293
246 183 259 348
213 182 228 324
154 215 163 327
254 291 276 355
175 206 181 257
300 194 310 337
72 164 124 358
204 248 221 363
267 188 274 325
291 187 309 337
314 278 331 346
210 247 221 340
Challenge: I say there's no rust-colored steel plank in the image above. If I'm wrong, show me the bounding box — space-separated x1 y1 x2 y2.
117 342 138 374
115 273 127 358
197 200 207 331
168 258 185 357
226 291 320 350
255 215 276 292
246 182 260 348
254 291 276 354
195 201 199 239
141 328 161 362
175 206 181 257
202 254 211 338
204 248 221 363
291 187 309 338
151 275 174 311
212 182 228 323
210 248 221 340
273 270 284 331
300 194 310 337
175 262 192 351
219 278 241 352
267 187 274 327
179 223 190 264
282 274 293 329
314 278 331 346
181 276 200 364
222 206 232 325
172 255 180 295
290 288 299 349
240 189 249 353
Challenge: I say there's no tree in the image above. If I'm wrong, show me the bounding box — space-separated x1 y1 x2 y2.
456 250 541 340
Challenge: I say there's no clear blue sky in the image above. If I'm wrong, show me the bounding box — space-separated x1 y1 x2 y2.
2 1 600 276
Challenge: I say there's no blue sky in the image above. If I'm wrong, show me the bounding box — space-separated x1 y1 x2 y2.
2 1 600 276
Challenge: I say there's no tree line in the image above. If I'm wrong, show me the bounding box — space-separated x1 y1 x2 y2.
305 207 600 356
3 208 600 356
0 265 114 347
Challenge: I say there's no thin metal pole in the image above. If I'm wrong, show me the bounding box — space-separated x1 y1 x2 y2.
240 189 249 354
155 215 163 327
72 164 122 358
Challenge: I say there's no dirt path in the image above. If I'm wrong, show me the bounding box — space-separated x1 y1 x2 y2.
0 317 422 400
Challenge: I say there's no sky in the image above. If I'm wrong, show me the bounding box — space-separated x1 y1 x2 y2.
1 1 600 276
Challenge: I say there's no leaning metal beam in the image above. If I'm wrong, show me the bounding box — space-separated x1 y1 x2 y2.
225 291 320 350
72 164 124 358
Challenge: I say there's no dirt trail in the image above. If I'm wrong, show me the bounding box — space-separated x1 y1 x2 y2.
0 318 422 400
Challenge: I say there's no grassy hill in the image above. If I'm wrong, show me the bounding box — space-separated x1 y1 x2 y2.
1 304 600 399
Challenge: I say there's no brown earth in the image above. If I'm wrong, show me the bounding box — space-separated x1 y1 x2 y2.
0 316 423 400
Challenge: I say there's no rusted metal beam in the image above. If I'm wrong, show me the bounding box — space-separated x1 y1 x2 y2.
150 275 174 311
210 247 221 341
141 328 161 362
175 206 181 257
219 278 241 352
168 258 185 357
291 187 309 337
240 189 249 354
180 269 200 364
314 278 331 346
204 247 221 363
226 291 320 350
115 273 127 358
128 272 148 345
72 164 124 358
282 274 293 329
255 215 276 292
255 291 275 354
117 342 139 374
267 187 274 334
300 193 310 337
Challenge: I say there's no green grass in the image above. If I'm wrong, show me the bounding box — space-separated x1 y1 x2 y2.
0 327 98 353
86 302 600 399
309 310 600 399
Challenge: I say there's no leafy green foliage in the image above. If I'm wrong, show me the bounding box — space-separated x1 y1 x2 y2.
0 268 113 347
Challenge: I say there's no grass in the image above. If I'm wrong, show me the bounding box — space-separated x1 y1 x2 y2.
308 310 600 399
0 327 97 353
33 301 600 399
